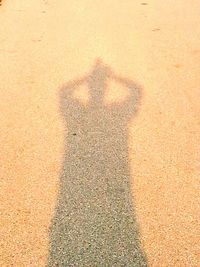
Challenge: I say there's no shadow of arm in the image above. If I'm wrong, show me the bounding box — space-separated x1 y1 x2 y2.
108 72 143 118
59 76 88 118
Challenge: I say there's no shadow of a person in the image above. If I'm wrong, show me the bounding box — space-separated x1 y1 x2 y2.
48 60 147 266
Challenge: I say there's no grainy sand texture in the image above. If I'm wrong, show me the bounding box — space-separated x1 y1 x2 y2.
0 0 199 266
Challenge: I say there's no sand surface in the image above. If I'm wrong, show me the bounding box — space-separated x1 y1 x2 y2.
0 0 199 266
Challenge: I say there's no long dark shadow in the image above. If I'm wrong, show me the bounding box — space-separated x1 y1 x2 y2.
48 60 147 266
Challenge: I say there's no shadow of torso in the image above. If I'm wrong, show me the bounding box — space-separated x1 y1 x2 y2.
48 62 147 267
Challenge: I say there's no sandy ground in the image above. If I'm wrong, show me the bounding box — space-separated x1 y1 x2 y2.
0 0 199 266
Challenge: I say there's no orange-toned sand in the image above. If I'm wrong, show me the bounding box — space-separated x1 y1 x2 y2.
0 0 199 266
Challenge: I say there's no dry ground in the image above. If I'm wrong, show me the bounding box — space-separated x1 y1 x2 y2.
0 0 199 266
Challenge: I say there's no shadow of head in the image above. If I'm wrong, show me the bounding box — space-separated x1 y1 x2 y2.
59 59 142 122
